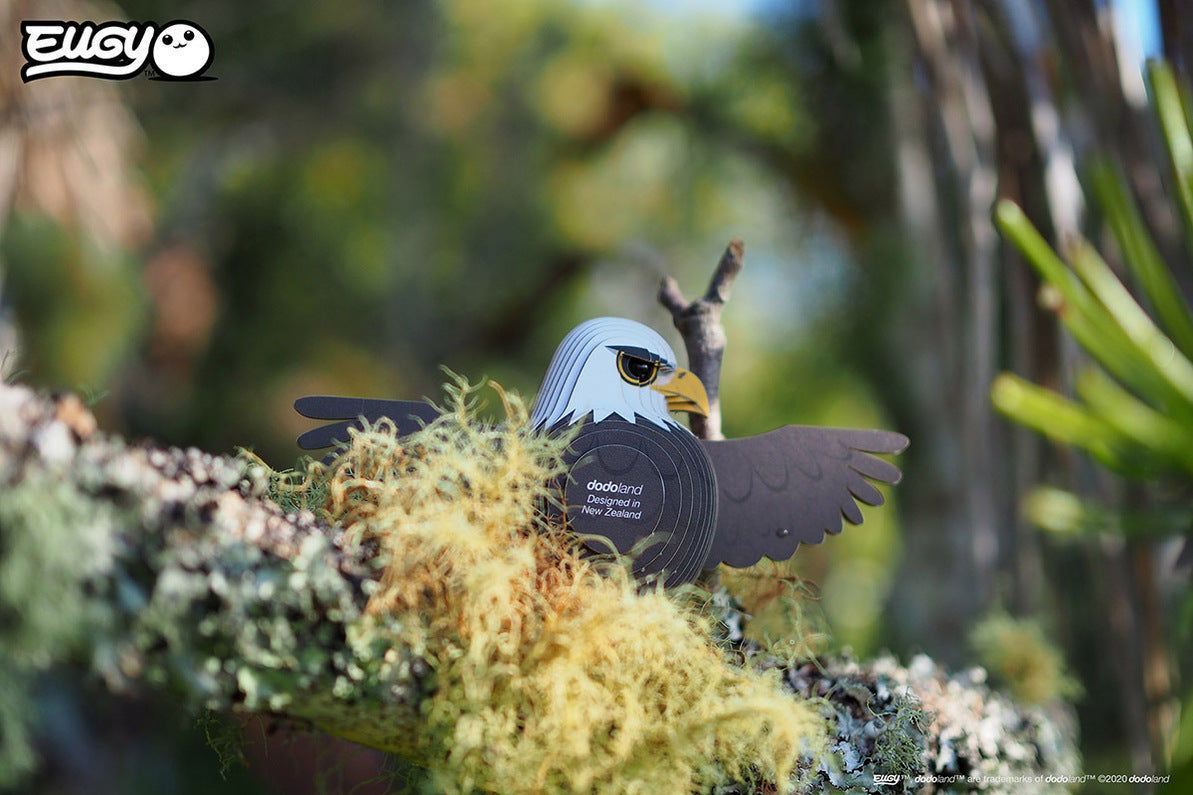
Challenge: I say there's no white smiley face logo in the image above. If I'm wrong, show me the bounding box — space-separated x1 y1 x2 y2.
151 22 213 79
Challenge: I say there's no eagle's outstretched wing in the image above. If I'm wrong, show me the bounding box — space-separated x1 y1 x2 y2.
294 396 440 450
700 426 908 569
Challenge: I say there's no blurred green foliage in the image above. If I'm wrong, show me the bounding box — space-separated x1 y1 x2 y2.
991 60 1193 516
2 2 913 790
991 59 1193 776
4 0 906 652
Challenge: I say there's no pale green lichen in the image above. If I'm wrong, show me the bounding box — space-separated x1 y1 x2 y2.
0 475 128 785
873 693 933 778
785 653 1080 793
0 382 424 788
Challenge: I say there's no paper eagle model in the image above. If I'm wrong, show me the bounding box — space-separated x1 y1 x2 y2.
295 317 908 586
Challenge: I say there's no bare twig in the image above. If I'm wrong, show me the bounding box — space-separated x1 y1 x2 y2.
657 239 744 441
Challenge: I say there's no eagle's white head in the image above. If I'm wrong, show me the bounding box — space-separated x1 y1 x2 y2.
530 317 710 430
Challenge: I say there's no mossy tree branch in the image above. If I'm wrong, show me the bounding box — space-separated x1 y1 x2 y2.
0 381 1078 793
0 383 429 785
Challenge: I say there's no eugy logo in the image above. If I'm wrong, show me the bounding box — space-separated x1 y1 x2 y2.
21 19 214 82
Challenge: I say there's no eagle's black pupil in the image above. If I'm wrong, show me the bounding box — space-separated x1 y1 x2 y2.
625 357 653 382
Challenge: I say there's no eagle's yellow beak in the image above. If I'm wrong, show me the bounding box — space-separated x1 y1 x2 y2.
651 368 710 417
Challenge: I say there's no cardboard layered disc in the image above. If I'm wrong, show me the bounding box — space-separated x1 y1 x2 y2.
564 444 665 553
562 415 717 584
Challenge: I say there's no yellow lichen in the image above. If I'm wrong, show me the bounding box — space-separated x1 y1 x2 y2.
970 612 1082 707
720 565 830 663
291 379 826 793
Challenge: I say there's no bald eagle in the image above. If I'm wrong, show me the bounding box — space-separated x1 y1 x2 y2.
295 317 907 585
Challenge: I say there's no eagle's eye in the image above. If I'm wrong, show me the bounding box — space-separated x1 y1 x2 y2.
617 351 659 386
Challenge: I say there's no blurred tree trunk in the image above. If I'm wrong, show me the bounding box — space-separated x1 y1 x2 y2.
0 0 152 382
899 0 1181 778
1159 0 1193 75
898 0 1007 638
